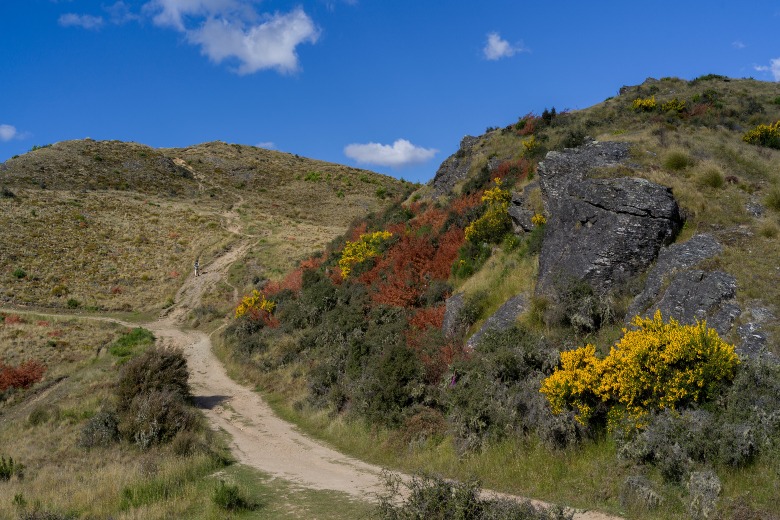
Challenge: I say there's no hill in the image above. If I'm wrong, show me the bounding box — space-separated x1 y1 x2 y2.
218 75 780 519
0 139 410 314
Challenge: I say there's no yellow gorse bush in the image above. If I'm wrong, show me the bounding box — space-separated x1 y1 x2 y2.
522 136 540 157
742 120 780 149
661 98 686 113
464 178 511 243
531 213 547 226
632 95 657 112
235 289 276 319
338 230 393 278
540 311 740 429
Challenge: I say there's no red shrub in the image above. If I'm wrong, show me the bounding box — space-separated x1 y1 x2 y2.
348 221 368 241
412 207 448 234
0 359 46 392
37 321 50 327
450 192 483 215
495 158 531 181
689 103 711 117
516 113 539 136
265 256 324 296
169 270 180 279
111 286 123 295
4 315 23 325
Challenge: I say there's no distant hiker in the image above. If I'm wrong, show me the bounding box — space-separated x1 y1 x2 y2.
449 369 458 388
194 259 200 277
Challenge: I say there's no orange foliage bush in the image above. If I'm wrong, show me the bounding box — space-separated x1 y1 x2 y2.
265 256 324 295
0 359 46 392
411 207 448 234
495 158 531 181
4 314 24 325
516 113 539 136
450 192 483 215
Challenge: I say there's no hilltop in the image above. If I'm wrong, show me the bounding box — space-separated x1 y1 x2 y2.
0 139 410 314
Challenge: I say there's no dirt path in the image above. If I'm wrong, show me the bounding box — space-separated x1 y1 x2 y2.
3 244 622 519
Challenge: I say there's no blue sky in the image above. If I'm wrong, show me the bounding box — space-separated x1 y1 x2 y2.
1 1 779 183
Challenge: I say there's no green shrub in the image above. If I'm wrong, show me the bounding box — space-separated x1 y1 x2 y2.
12 268 26 279
303 171 322 182
66 298 80 309
377 472 572 520
125 389 197 449
116 347 190 412
697 167 725 189
79 410 120 448
0 456 23 481
764 186 780 212
213 480 253 511
663 151 694 171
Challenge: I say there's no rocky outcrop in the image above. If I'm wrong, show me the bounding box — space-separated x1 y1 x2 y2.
627 234 722 318
429 136 479 197
466 294 528 348
536 141 683 296
442 292 465 338
626 234 741 336
508 181 538 233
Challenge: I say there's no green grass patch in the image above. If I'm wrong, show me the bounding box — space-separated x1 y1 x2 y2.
108 327 155 360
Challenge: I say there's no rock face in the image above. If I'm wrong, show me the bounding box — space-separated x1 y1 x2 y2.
466 294 528 348
442 292 465 339
536 141 683 296
429 136 479 197
508 181 539 234
626 234 740 336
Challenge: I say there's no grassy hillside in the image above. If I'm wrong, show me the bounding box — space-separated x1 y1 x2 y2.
218 75 780 519
0 139 409 314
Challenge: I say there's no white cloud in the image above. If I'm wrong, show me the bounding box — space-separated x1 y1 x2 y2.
142 1 318 74
754 58 780 81
0 124 18 142
344 139 438 168
256 141 275 149
731 40 746 50
483 32 526 61
187 8 319 74
58 13 104 29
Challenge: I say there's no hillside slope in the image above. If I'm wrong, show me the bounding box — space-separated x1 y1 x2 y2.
218 75 780 519
0 139 409 313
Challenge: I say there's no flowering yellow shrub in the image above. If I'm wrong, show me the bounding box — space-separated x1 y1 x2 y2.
235 289 276 318
742 120 780 149
522 136 540 157
540 311 739 428
338 230 393 278
661 98 686 113
464 179 511 243
531 213 547 226
632 96 657 112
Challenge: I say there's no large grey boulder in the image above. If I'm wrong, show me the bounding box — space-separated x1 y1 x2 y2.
466 294 528 348
536 141 682 296
429 136 479 197
508 181 539 234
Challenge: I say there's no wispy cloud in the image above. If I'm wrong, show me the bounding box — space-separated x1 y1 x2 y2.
0 124 29 142
483 32 526 61
256 141 275 149
0 124 19 142
58 13 104 29
732 40 746 50
754 58 780 81
344 139 437 168
105 1 142 24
